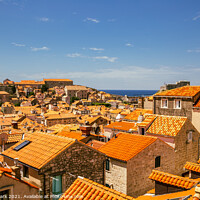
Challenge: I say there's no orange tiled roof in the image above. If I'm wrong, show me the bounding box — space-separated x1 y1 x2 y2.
147 115 187 137
7 133 23 143
105 121 138 132
57 131 84 140
135 188 195 200
149 170 198 189
98 133 157 161
138 115 156 127
124 109 153 121
184 162 200 173
155 86 200 97
59 177 135 200
2 132 75 169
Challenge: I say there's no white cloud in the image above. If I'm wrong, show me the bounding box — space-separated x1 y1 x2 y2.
66 53 82 58
108 19 116 22
11 42 25 47
93 56 118 63
187 49 200 53
39 17 49 22
125 43 133 47
31 46 49 51
84 17 100 23
192 14 200 21
89 48 104 51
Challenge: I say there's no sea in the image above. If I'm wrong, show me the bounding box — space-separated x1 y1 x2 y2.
101 90 158 97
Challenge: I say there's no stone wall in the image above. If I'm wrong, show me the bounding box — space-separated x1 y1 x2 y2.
105 159 127 194
192 108 200 132
127 139 175 198
174 119 200 175
39 141 106 197
153 97 193 121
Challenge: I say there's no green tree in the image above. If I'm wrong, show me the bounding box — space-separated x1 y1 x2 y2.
70 97 79 104
11 85 16 94
41 84 48 93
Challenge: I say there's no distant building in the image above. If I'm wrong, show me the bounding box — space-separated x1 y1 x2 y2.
43 78 73 88
160 80 190 92
0 91 10 103
65 85 88 99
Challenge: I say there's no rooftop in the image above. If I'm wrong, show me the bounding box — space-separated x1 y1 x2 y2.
154 86 200 97
124 109 153 121
184 162 200 173
147 115 187 137
98 133 157 161
105 121 138 132
59 177 135 200
149 170 198 189
1 132 75 169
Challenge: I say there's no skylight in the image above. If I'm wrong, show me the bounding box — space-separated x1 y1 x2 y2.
14 140 31 151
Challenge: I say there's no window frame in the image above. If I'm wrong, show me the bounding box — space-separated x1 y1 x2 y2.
155 156 161 168
187 131 193 142
106 159 110 171
174 99 181 109
161 99 168 108
23 165 29 178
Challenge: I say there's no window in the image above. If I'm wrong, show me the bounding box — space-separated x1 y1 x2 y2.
105 184 110 188
52 175 62 200
161 99 168 108
155 156 161 168
188 131 193 142
14 140 31 151
174 100 181 109
23 165 29 178
106 159 110 171
141 128 145 135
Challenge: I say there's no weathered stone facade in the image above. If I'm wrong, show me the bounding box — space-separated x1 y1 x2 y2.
104 139 175 198
39 142 106 198
153 96 194 121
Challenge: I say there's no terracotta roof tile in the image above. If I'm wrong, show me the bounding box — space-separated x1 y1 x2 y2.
98 133 157 161
149 170 198 189
184 162 200 173
59 177 135 200
124 109 153 121
147 115 187 137
105 121 138 132
7 133 23 143
57 131 84 140
155 86 200 97
2 132 75 169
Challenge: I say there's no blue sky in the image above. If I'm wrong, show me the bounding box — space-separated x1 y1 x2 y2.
0 0 200 89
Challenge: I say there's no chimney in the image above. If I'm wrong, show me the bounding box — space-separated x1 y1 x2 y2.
137 112 144 123
11 121 18 129
80 126 92 136
11 158 21 179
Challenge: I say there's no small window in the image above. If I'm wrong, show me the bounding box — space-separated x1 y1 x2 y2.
155 156 161 168
141 128 145 135
105 183 110 188
175 100 181 109
161 99 168 108
106 159 110 171
52 175 62 200
188 131 192 142
23 165 29 178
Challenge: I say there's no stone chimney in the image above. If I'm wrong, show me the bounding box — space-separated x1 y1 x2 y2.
80 126 92 136
11 158 21 179
138 112 144 123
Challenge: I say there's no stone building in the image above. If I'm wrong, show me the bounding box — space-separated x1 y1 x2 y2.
98 133 175 198
0 167 39 200
153 86 200 121
140 114 200 175
44 113 77 126
43 79 73 88
1 132 106 199
65 85 88 99
0 91 10 103
160 80 190 92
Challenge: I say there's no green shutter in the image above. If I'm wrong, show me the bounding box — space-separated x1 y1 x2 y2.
52 175 62 199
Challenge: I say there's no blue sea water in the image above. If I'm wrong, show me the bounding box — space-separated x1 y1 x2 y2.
101 90 158 97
